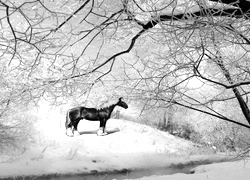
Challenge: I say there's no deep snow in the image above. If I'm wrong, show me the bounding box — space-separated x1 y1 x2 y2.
0 119 249 180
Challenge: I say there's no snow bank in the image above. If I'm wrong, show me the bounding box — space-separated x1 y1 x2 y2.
136 159 250 180
0 118 243 179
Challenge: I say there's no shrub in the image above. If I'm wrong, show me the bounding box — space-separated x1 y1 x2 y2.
161 118 202 142
203 122 250 152
0 108 38 154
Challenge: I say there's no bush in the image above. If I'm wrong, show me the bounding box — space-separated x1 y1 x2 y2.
0 108 38 154
203 122 250 152
159 117 202 143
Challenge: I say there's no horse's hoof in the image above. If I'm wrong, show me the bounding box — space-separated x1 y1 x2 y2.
97 131 108 136
74 131 80 136
66 133 74 137
102 132 108 136
66 129 74 137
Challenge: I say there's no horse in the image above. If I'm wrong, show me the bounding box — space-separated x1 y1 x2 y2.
65 97 128 136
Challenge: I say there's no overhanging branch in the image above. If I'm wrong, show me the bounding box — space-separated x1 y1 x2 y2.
69 29 146 80
171 100 250 129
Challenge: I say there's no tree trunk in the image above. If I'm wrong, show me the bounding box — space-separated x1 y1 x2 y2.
215 58 250 125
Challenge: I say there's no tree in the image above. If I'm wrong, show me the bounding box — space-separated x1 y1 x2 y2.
0 0 250 131
118 0 250 129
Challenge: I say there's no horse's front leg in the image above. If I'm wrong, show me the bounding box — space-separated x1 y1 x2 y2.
97 119 108 136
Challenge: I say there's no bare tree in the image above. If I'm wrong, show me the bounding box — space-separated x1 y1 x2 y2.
0 0 250 131
118 0 250 129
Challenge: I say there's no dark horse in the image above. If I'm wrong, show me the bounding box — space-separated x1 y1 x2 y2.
65 97 128 136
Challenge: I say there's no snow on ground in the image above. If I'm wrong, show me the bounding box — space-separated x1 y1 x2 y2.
0 118 249 179
136 160 250 180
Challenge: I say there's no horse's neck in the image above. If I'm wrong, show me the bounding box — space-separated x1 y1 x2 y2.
99 103 117 116
108 104 116 113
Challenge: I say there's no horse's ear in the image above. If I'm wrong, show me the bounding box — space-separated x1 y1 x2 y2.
119 97 123 101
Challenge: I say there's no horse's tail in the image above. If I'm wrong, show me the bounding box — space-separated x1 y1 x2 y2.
65 109 70 129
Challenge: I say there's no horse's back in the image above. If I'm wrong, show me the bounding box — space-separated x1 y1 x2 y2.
68 106 99 121
82 107 100 121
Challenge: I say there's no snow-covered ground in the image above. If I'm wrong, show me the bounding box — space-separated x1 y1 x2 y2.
137 160 250 180
0 118 249 180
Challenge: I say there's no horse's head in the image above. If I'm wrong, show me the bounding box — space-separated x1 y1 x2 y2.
117 97 128 109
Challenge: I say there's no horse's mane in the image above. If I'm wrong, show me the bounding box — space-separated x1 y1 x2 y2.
97 104 116 111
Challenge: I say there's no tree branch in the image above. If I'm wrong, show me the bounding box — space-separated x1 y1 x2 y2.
0 1 17 65
140 0 249 31
171 99 250 129
69 29 146 80
53 0 92 32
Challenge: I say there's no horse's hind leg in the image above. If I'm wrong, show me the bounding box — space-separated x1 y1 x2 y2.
73 119 81 136
65 113 74 137
65 123 74 137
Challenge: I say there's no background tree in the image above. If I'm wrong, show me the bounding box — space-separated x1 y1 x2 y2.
117 0 250 128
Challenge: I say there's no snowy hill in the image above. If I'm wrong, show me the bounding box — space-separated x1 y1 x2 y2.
0 118 249 179
62 119 194 154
